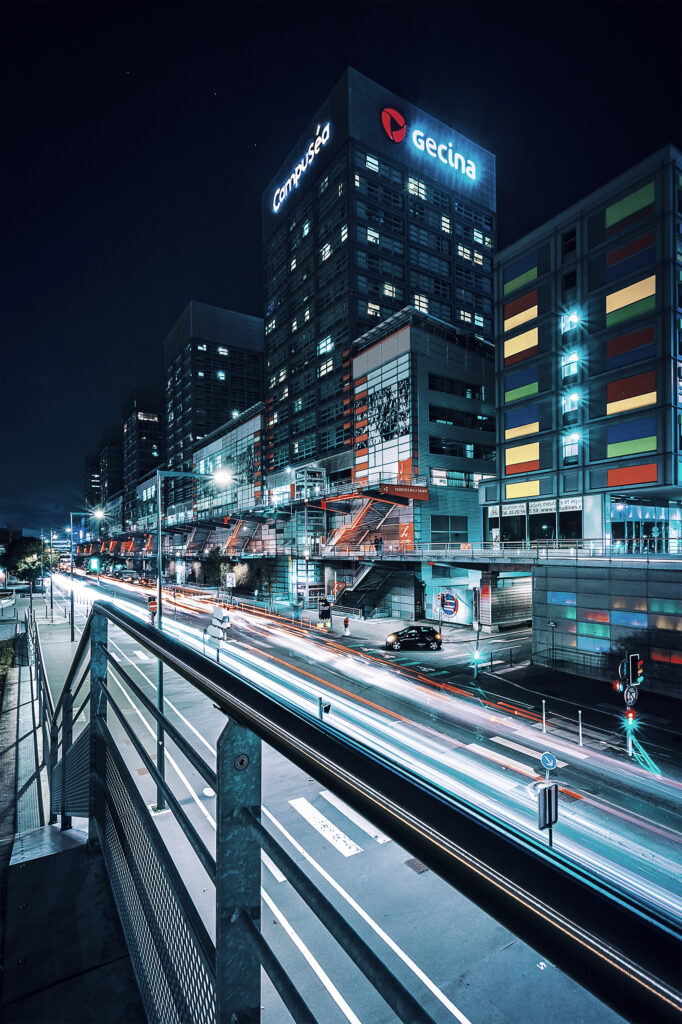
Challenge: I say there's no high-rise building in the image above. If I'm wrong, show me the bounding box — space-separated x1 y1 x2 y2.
262 67 496 486
163 301 264 516
481 146 681 551
98 427 123 506
122 385 164 529
84 450 101 508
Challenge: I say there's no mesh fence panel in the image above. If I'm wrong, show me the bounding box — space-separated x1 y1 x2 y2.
102 745 216 1024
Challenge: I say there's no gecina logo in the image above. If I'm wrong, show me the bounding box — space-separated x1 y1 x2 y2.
380 106 476 181
272 122 331 213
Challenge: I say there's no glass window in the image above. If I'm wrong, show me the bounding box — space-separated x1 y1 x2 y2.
290 257 296 271
562 392 579 414
317 336 333 355
367 302 380 317
561 351 579 378
341 224 348 242
441 215 451 234
291 319 298 333
562 228 577 261
408 177 427 199
318 358 333 378
320 243 331 261
302 220 310 237
366 155 379 173
367 227 379 245
384 283 396 298
414 294 428 313
217 371 225 381
562 433 580 461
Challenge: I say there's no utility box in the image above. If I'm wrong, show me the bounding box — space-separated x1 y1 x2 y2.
538 783 559 830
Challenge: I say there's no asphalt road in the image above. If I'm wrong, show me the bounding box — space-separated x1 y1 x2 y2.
45 577 675 1024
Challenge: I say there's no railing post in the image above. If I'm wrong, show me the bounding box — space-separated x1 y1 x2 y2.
60 688 73 831
49 716 59 825
216 718 261 1023
88 611 108 850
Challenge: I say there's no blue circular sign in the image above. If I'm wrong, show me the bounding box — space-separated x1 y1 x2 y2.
541 751 557 770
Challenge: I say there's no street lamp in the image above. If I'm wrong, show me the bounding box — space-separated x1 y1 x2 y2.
152 466 232 811
68 508 105 642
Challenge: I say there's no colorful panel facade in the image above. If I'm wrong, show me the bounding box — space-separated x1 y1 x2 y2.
606 231 655 284
502 250 537 296
504 404 540 440
607 462 658 486
606 325 655 370
503 289 538 333
606 370 656 415
606 415 657 458
505 479 540 499
504 441 540 476
504 365 538 404
605 275 656 328
605 181 655 233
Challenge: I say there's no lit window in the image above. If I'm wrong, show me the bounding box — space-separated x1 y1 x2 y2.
290 257 296 271
465 444 474 459
367 227 379 245
484 235 492 248
319 176 329 194
218 347 228 355
337 180 345 197
414 294 429 313
473 251 483 266
198 371 204 378
384 282 396 298
474 314 484 327
304 307 311 322
561 351 579 378
281 386 289 399
459 309 473 323
563 433 580 460
265 318 276 335
197 343 207 351
354 173 361 188
294 397 302 412
473 229 483 244
291 319 298 333
367 302 380 317
217 371 226 381
318 359 333 377
317 336 333 355
441 216 451 234
561 310 581 333
341 224 348 242
457 244 472 260
408 177 427 199
562 392 579 414
320 242 331 261
278 368 287 382
366 155 379 173
302 220 310 237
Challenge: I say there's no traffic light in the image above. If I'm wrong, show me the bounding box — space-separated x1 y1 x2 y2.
440 592 446 608
613 680 623 693
628 652 644 686
625 708 636 725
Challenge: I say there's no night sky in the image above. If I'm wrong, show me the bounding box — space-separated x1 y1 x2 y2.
1 1 680 535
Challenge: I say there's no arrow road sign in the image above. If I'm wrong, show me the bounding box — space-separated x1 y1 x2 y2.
624 685 638 706
541 751 557 771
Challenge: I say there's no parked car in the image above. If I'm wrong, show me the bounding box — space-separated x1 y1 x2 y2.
385 626 442 651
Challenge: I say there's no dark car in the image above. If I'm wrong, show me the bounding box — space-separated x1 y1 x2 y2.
385 626 442 651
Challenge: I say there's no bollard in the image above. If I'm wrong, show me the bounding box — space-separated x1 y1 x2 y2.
542 699 546 733
509 648 513 666
578 709 583 747
490 652 493 670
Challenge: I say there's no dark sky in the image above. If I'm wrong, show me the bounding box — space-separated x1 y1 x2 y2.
2 1 680 535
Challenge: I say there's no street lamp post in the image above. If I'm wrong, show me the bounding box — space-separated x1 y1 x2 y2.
153 465 232 811
69 509 105 642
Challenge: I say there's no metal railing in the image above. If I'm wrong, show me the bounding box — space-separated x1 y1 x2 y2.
23 602 682 1024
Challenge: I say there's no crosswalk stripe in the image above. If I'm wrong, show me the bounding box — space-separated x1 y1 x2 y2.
491 736 569 767
132 648 151 662
320 790 390 844
289 797 362 857
261 850 286 883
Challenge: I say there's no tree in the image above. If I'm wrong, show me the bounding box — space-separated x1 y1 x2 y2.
2 537 57 583
202 547 235 588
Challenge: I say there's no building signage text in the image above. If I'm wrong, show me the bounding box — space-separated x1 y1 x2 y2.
381 106 476 181
529 500 557 514
272 122 331 213
560 497 583 511
379 483 429 501
502 503 526 517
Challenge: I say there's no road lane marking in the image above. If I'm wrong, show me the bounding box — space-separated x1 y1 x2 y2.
290 797 362 857
466 743 539 778
263 806 473 1024
261 888 362 1024
262 850 286 883
491 736 568 768
133 648 152 662
320 790 391 844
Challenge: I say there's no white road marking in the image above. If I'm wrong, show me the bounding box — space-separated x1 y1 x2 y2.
262 888 363 1024
491 736 569 768
466 743 539 777
263 806 473 1024
261 850 286 883
133 648 152 662
290 797 362 857
320 790 391 844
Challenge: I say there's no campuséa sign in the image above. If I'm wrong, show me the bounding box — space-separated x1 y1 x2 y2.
272 122 331 213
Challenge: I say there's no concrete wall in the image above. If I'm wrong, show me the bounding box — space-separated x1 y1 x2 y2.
532 564 682 697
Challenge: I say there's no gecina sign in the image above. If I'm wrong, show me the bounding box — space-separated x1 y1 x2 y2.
272 122 331 213
381 106 476 181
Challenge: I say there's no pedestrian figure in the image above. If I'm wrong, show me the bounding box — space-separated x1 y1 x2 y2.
344 616 350 636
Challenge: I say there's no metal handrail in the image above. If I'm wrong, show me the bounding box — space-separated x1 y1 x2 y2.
24 601 682 1023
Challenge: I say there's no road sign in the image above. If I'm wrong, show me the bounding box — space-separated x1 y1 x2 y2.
538 783 559 830
548 621 557 628
540 751 557 771
624 685 638 706
147 598 157 612
224 572 236 588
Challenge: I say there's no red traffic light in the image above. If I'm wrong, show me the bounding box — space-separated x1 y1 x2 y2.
625 708 636 723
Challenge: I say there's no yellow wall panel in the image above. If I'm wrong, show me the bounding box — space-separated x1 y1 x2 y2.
503 328 538 359
503 305 538 333
505 480 540 499
505 422 539 440
505 442 540 465
606 391 657 416
605 275 655 315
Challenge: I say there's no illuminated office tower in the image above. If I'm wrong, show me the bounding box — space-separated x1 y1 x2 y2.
482 146 681 553
262 68 496 494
